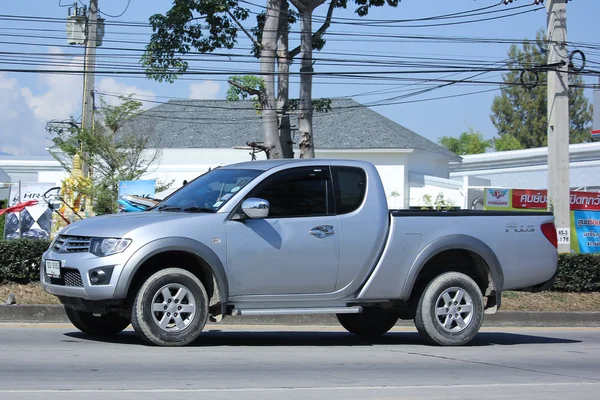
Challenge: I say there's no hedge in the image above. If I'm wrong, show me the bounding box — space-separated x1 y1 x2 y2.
0 239 599 292
0 239 51 283
553 253 600 292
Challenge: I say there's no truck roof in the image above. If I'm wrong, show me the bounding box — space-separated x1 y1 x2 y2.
221 158 373 171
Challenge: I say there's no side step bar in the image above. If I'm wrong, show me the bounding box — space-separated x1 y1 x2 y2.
231 306 362 316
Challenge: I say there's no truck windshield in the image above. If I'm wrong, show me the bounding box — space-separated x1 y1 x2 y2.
153 168 263 213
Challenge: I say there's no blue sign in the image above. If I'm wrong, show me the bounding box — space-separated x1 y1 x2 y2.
118 180 156 199
573 210 600 254
118 180 156 212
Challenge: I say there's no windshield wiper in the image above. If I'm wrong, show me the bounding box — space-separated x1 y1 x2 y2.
182 207 216 213
156 205 181 212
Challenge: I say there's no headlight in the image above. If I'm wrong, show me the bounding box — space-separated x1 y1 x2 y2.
90 238 132 257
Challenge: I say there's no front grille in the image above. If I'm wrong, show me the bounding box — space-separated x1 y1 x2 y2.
52 235 92 253
44 268 84 287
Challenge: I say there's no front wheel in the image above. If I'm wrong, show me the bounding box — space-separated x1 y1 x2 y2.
131 268 209 346
64 307 130 335
414 272 484 346
337 306 398 337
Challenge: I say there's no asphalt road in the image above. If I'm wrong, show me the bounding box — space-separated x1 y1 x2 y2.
1 323 599 400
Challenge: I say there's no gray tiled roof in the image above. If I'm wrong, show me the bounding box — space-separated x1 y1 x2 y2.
120 98 458 159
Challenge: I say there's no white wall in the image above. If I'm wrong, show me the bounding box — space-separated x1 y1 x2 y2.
409 173 464 208
0 157 65 186
1 148 457 210
451 162 600 191
140 148 264 188
450 142 600 192
408 150 453 178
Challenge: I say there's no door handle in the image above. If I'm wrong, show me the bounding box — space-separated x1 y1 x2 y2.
309 225 335 238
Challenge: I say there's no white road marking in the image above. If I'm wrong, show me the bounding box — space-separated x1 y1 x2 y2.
2 382 600 393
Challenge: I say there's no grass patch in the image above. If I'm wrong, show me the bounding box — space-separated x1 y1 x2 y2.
0 282 60 305
501 291 600 312
1 284 600 312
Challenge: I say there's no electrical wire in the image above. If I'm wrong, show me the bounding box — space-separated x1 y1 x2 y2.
98 0 131 18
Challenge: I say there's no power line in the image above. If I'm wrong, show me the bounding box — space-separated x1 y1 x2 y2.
98 0 131 18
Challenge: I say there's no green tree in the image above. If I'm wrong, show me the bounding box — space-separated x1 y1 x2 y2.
438 128 491 155
142 0 397 159
49 95 171 215
490 29 594 148
493 133 523 151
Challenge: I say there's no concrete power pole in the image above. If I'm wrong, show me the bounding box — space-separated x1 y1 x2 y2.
80 0 98 178
546 0 571 253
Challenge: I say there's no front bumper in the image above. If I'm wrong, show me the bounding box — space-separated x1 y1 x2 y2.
40 248 131 301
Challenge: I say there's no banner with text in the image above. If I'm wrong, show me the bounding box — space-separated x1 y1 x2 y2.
484 188 600 253
3 182 55 240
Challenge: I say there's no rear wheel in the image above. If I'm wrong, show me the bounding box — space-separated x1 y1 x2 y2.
131 268 209 346
337 306 398 337
64 307 130 335
414 272 484 346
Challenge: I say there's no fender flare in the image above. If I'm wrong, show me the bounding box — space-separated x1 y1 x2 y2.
400 234 504 300
114 237 229 317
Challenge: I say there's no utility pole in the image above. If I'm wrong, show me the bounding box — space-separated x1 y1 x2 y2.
546 0 571 253
80 0 98 178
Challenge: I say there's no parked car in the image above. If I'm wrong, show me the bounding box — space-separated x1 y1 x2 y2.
41 159 558 346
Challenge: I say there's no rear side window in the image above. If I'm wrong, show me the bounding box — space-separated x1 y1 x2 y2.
257 178 328 218
249 166 333 218
331 166 366 214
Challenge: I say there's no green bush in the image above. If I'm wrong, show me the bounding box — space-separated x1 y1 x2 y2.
553 253 600 292
0 239 51 283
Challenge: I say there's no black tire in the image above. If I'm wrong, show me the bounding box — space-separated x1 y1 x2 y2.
337 306 398 337
414 272 484 346
64 307 130 335
131 268 209 346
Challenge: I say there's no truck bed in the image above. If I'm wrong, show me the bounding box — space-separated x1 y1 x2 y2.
357 209 557 301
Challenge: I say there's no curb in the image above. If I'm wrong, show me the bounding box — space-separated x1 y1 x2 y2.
2 305 600 327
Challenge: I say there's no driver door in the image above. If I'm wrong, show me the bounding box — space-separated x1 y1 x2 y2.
226 166 341 296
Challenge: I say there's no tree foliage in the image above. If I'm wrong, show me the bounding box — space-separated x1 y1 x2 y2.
493 133 523 151
142 0 400 158
438 128 491 155
141 0 250 83
490 29 594 148
49 95 171 215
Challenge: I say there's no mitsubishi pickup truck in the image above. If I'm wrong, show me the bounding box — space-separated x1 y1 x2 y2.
40 159 558 347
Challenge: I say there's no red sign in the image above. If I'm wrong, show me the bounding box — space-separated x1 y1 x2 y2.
512 189 600 211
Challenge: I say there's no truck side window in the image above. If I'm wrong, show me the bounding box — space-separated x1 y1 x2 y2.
251 168 331 218
331 166 366 214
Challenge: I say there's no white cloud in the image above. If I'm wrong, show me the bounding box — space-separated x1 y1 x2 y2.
96 78 156 109
0 46 158 156
0 74 17 90
0 74 53 156
188 81 221 100
20 46 83 121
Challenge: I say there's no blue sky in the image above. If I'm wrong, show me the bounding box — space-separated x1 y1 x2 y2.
0 0 598 156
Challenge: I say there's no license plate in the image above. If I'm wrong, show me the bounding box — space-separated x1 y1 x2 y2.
45 260 61 278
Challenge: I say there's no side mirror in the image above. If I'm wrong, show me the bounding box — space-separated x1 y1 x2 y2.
241 198 269 219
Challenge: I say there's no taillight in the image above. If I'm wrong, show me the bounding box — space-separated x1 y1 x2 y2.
541 222 558 248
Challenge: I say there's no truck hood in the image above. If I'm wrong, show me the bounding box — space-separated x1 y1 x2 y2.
58 211 209 238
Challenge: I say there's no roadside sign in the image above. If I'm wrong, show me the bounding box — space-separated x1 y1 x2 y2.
557 227 571 245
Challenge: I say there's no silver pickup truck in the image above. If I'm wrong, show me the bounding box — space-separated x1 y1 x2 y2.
41 159 558 347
